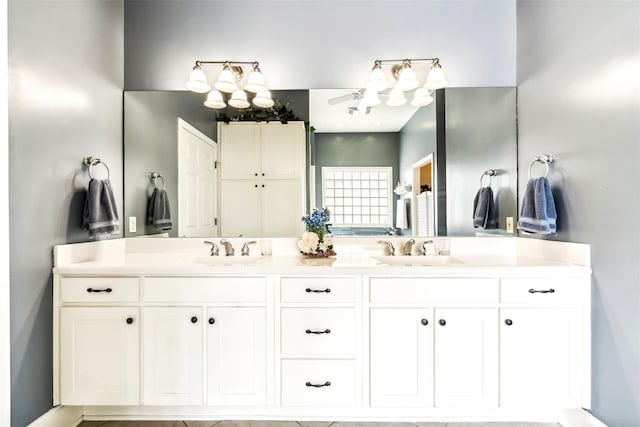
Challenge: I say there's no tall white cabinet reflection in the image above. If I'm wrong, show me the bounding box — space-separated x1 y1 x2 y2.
219 121 305 237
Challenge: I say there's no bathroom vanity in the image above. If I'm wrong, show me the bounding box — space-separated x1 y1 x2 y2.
52 237 591 423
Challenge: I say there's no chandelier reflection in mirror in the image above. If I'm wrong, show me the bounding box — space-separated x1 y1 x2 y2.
185 60 274 109
365 57 448 108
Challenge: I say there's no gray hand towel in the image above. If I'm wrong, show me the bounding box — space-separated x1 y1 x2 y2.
473 187 498 229
147 188 172 231
517 177 557 234
82 179 120 238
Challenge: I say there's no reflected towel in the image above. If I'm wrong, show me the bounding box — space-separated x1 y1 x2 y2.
473 187 498 229
147 188 172 231
517 177 557 234
82 179 120 238
396 199 408 229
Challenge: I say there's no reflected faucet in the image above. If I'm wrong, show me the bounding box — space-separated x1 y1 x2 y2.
219 239 235 256
241 241 257 256
377 240 395 256
401 239 415 256
203 240 219 256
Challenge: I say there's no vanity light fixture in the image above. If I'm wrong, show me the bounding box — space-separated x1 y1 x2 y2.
185 60 273 109
364 57 448 108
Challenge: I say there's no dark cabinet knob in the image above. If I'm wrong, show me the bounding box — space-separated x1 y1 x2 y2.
254 184 258 188
126 317 134 325
505 319 513 326
191 316 198 324
439 319 446 326
262 173 265 176
208 317 215 325
254 173 258 176
421 318 429 326
262 184 265 188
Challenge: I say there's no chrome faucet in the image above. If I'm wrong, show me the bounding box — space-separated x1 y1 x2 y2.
418 240 435 256
241 241 257 256
401 239 415 256
377 240 395 256
203 240 219 256
219 239 235 256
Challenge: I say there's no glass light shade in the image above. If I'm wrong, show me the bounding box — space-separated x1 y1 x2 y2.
185 67 210 93
204 90 226 109
411 88 434 107
253 90 274 108
228 90 250 109
396 66 419 91
367 67 388 92
386 87 407 107
244 70 266 93
214 67 239 93
362 88 381 106
425 65 448 90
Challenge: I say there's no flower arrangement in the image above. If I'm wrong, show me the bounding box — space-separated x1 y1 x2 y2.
298 208 336 257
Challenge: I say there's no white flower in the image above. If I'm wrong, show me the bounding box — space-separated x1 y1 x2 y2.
298 231 319 253
322 235 334 247
318 240 329 252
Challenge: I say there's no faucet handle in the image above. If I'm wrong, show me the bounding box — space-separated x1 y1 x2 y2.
203 240 219 256
219 239 235 256
377 240 395 256
241 241 257 256
419 240 435 256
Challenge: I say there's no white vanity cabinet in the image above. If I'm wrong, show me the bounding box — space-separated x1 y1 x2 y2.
219 121 305 237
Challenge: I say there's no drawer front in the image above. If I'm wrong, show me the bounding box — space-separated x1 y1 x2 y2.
144 277 266 303
501 277 585 305
281 308 355 356
281 359 356 407
370 277 498 304
280 277 357 303
60 277 140 303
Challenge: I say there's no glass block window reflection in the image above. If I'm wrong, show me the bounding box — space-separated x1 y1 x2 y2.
322 167 392 227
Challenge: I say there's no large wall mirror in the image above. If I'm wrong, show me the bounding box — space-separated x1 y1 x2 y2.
124 87 516 238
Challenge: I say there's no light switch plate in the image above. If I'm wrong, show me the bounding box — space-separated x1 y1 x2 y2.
129 216 137 233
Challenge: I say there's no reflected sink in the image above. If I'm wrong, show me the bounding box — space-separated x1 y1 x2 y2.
182 256 263 266
371 255 462 266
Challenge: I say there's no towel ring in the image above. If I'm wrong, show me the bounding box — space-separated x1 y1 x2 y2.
479 169 496 188
83 157 110 180
528 155 554 179
149 172 165 190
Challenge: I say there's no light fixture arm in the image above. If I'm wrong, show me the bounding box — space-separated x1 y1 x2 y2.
374 57 440 65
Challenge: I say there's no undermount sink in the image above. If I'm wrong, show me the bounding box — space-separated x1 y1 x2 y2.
182 256 263 266
371 255 462 266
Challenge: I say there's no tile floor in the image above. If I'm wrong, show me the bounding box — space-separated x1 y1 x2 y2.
78 421 561 427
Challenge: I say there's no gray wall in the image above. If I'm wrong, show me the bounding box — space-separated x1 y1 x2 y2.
517 1 640 425
444 88 517 235
314 132 399 235
8 1 124 426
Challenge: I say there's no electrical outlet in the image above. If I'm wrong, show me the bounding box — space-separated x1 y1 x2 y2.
506 216 514 234
129 216 137 233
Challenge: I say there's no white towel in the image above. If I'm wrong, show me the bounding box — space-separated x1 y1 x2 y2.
395 199 408 229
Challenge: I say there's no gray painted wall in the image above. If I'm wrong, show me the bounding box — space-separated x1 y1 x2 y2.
314 132 399 235
517 1 640 425
8 1 124 426
444 88 517 236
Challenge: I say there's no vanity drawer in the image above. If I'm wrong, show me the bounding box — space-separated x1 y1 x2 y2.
501 277 584 305
60 277 140 303
281 308 355 356
280 276 357 303
144 277 266 303
281 359 356 407
370 277 498 304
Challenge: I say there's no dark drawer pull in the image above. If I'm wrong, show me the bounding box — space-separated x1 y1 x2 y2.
529 288 555 294
306 329 331 334
126 317 134 325
305 381 331 388
305 288 331 293
439 319 446 326
87 287 112 293
208 317 215 325
421 318 429 326
191 316 198 324
505 319 513 326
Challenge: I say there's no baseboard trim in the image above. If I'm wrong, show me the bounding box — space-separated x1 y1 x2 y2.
560 408 608 427
27 406 83 427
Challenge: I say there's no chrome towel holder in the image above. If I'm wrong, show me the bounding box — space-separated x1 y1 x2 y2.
480 169 496 187
83 157 110 180
149 172 165 189
528 154 554 179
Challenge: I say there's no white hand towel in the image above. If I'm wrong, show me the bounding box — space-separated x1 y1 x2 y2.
396 199 408 229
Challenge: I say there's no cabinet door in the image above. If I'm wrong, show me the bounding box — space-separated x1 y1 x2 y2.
260 122 303 179
206 307 267 406
434 308 498 408
261 180 303 237
60 307 139 405
370 308 433 408
500 308 583 407
220 180 262 237
143 307 203 405
220 123 261 179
